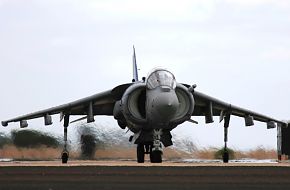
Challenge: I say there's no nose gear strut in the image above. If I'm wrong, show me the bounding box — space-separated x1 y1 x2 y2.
152 129 163 152
150 129 163 163
135 129 164 163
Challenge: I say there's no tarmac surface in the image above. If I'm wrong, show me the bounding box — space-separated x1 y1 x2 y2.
0 160 290 190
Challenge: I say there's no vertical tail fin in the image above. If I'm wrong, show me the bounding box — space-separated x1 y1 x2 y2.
132 45 139 82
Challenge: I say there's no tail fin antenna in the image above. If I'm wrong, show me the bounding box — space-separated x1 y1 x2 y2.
132 45 139 82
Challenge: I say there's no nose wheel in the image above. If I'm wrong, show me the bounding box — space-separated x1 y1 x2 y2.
136 143 163 163
150 150 162 163
136 129 163 163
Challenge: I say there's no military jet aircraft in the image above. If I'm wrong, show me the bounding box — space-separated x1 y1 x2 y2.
2 47 288 163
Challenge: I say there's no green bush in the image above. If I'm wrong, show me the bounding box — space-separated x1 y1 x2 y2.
11 130 60 148
77 124 100 159
80 134 97 159
0 133 11 148
214 147 235 160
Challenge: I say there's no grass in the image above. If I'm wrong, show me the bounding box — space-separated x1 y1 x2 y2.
0 145 277 161
0 145 63 161
0 128 277 161
192 146 277 160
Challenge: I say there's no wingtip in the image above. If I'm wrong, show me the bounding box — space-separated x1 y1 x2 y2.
1 121 8 127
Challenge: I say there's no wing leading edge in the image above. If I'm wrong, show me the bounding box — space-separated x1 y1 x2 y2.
1 83 132 127
191 88 287 127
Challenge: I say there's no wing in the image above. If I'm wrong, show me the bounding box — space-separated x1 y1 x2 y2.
1 83 132 127
191 89 287 127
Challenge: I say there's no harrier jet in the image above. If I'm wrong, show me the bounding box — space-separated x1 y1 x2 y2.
2 47 288 163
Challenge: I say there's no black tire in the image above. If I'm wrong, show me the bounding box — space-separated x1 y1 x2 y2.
223 151 229 163
62 152 69 164
137 144 145 163
150 150 162 163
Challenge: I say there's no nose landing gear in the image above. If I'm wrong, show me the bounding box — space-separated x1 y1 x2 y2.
136 143 163 163
136 129 163 163
150 129 163 163
150 150 162 163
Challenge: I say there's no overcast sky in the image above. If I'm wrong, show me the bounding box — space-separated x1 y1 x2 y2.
1 0 290 150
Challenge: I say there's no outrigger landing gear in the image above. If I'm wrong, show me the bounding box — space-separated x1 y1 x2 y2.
222 148 229 163
61 150 69 164
222 113 231 163
62 114 70 164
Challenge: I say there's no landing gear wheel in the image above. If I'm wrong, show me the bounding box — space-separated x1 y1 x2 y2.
62 151 69 164
150 150 162 163
222 150 229 163
137 144 145 163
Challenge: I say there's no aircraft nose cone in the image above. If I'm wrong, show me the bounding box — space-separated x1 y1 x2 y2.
154 92 179 121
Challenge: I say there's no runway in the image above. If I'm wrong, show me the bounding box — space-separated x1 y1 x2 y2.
1 160 290 190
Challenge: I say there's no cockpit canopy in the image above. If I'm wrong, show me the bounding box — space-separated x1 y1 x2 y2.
146 68 176 90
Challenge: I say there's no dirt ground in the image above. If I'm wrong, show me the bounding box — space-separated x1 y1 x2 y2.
0 160 290 167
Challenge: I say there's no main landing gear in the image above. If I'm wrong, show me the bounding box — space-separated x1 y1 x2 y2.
137 144 145 163
137 129 163 163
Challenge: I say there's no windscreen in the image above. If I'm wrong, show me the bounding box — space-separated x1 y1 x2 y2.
146 69 176 90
